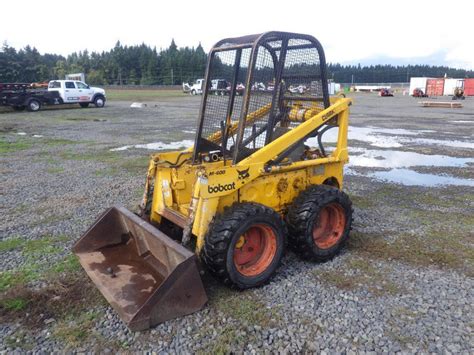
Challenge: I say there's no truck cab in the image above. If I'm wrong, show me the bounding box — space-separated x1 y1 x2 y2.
190 79 204 95
48 80 106 108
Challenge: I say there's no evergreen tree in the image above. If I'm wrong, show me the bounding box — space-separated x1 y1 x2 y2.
1 40 473 85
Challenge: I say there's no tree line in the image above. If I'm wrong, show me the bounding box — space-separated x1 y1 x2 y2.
1 41 473 85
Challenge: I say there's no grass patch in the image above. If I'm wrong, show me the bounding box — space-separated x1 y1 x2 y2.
121 156 150 173
53 311 99 345
46 166 65 174
94 155 149 177
60 149 122 163
106 89 183 101
210 287 281 327
317 271 356 291
348 231 473 275
0 257 105 329
0 235 70 292
200 325 246 354
0 265 40 292
52 254 82 274
0 139 31 153
316 258 401 296
350 194 374 209
42 138 77 146
0 238 24 252
1 297 29 311
22 236 67 256
30 213 72 228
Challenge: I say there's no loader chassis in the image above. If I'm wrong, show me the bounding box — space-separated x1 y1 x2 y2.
74 31 353 331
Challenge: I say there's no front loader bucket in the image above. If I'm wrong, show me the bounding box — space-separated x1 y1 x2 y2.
73 206 207 331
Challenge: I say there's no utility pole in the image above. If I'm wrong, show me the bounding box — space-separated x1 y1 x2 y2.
171 69 174 85
351 74 354 84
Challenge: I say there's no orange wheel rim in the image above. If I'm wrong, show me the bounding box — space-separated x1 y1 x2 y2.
313 203 346 249
233 224 277 277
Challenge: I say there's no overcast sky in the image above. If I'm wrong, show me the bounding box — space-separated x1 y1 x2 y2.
1 0 473 69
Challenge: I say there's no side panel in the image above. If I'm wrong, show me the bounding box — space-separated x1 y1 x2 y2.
151 168 173 221
426 78 444 96
238 161 344 214
239 170 307 213
464 79 474 96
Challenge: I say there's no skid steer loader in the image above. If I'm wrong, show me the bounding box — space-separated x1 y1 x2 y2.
73 31 353 330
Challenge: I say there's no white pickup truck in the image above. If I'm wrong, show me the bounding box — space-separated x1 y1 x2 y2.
48 80 106 108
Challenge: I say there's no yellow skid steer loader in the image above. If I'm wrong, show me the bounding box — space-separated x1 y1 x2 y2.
73 31 353 330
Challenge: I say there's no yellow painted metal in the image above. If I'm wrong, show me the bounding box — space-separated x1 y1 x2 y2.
142 97 352 254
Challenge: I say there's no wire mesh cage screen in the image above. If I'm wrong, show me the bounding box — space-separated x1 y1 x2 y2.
193 32 329 164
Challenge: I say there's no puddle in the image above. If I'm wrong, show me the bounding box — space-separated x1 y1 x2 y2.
16 132 27 136
348 148 474 169
183 130 195 134
368 169 474 187
33 134 43 138
346 148 474 187
451 120 472 123
311 126 432 148
408 138 474 149
312 126 473 149
110 139 194 151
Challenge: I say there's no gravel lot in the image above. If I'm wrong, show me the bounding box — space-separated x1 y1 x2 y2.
1 92 473 353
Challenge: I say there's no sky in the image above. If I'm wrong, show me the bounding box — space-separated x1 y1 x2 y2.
1 0 473 69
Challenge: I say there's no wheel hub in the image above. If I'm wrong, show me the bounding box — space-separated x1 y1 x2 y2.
312 203 346 249
233 224 277 277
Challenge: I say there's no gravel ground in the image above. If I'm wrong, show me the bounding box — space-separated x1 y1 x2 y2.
0 92 473 353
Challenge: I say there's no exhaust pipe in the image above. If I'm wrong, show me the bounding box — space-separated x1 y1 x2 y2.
73 206 207 331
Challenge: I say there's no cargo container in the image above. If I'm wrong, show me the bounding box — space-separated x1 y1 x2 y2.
426 78 444 96
443 79 464 96
464 78 474 96
409 77 433 96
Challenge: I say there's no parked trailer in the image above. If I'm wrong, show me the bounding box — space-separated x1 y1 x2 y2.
464 78 474 96
426 79 444 96
0 83 62 112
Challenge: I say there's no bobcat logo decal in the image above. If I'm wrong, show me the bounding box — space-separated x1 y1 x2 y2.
237 168 250 180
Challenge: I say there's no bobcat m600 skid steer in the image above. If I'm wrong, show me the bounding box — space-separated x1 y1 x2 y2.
73 31 353 330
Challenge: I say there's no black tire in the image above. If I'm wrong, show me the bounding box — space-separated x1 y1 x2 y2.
191 89 196 96
26 99 41 112
202 202 286 289
287 185 352 262
79 102 89 108
94 96 105 108
13 106 25 111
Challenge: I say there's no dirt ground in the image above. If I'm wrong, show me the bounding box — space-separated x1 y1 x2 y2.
0 91 473 352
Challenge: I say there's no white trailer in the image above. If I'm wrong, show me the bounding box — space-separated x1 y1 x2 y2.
443 78 464 96
409 77 433 96
66 73 86 82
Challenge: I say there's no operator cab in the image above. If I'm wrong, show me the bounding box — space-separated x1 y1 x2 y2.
193 31 331 165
